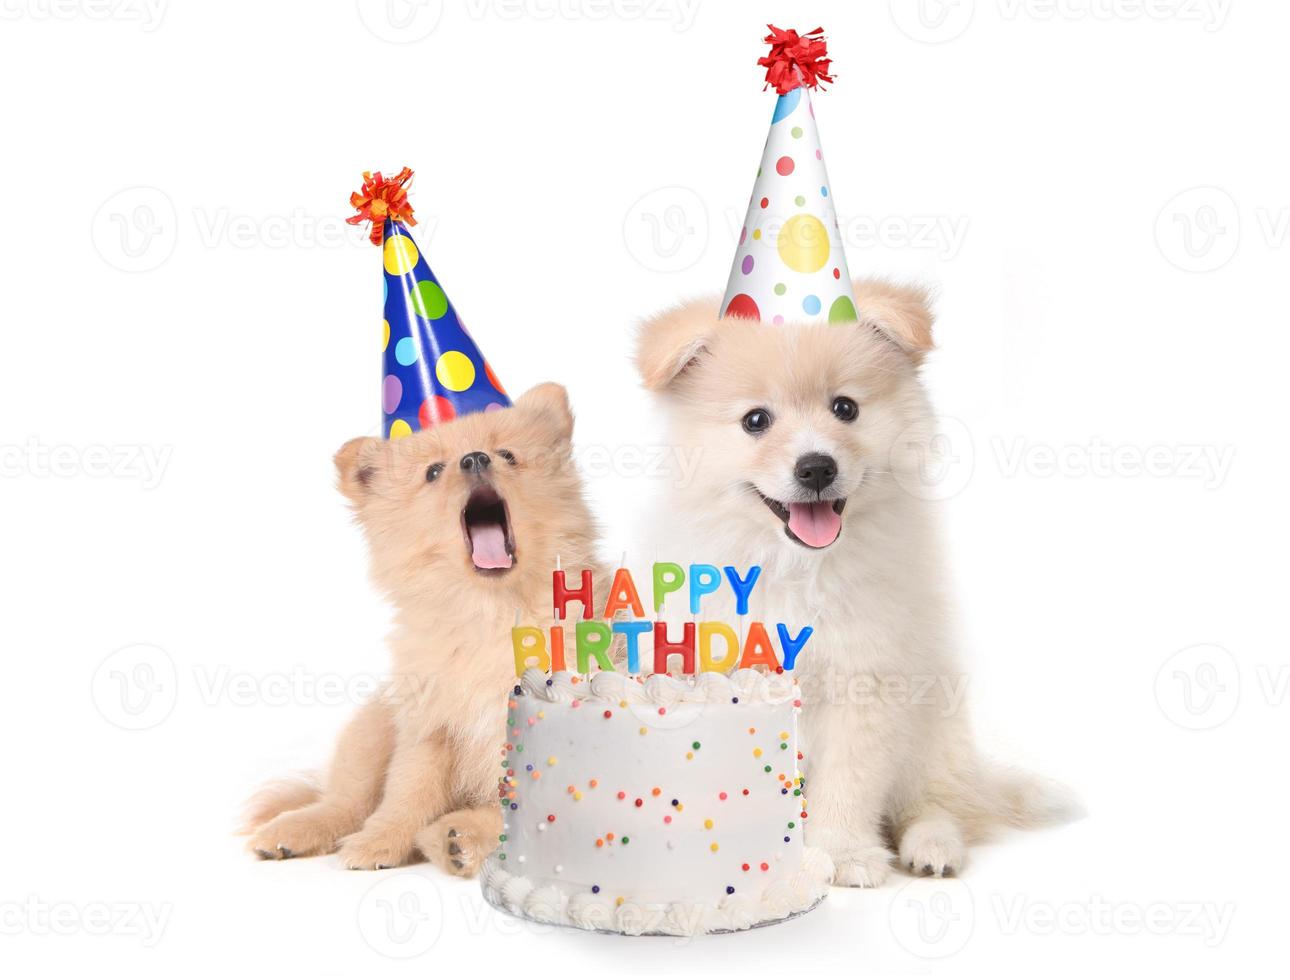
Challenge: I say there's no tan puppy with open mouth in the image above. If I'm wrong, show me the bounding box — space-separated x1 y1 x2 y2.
243 383 600 873
636 281 1074 886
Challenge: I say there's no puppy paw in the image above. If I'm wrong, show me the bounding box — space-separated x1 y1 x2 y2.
898 818 965 878
832 844 895 888
417 808 502 878
248 805 344 860
337 823 417 871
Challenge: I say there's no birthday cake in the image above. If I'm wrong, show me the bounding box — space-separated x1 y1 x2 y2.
480 563 832 936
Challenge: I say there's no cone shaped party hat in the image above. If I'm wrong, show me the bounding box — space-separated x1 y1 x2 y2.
348 168 510 440
721 26 858 325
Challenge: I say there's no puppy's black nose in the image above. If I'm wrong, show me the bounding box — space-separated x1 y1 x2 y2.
460 451 491 474
794 453 837 493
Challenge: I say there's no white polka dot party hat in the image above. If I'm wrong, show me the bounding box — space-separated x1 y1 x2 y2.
722 26 858 325
348 167 510 440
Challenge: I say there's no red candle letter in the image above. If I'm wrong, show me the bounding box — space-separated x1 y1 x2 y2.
653 620 696 675
552 569 594 620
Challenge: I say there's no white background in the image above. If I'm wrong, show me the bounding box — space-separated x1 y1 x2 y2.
0 1 1281 977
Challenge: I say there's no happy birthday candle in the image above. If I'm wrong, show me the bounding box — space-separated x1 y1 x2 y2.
514 558 812 677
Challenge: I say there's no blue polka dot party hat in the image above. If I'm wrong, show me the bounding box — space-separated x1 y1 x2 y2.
348 168 510 439
721 26 858 325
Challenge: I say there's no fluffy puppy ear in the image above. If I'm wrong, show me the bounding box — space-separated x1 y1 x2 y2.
852 279 935 364
635 297 721 390
334 436 383 504
515 382 575 444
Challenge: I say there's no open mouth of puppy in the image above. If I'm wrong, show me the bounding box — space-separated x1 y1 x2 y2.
758 492 847 549
461 484 516 574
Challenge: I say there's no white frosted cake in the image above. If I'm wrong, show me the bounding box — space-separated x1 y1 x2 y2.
480 668 832 936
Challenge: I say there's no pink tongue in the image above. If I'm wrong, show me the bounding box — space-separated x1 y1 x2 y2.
470 522 513 569
787 501 842 548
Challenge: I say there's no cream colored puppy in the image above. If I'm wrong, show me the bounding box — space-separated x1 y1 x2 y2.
243 384 601 873
636 281 1073 886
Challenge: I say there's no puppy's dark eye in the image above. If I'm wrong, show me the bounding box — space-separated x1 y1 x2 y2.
742 409 772 435
426 463 445 483
831 397 859 423
496 449 517 466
